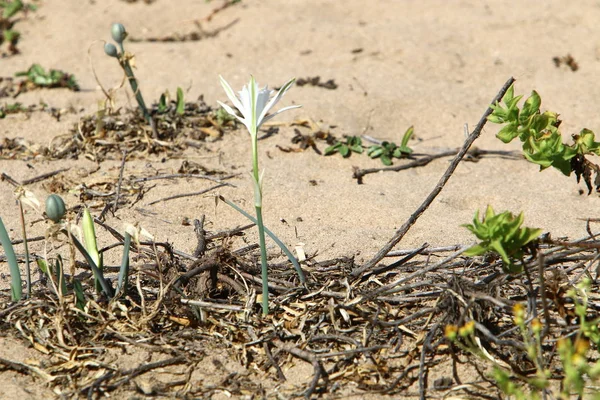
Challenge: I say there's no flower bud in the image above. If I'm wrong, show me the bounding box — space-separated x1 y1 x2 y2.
111 23 127 44
104 42 118 58
45 194 66 223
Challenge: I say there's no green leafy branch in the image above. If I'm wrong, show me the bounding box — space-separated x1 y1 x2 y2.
489 85 600 193
462 205 542 274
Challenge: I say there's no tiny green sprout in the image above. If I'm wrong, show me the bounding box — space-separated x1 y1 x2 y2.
324 135 363 157
45 194 66 222
367 126 414 165
15 64 80 91
104 42 118 58
176 87 185 115
462 206 542 274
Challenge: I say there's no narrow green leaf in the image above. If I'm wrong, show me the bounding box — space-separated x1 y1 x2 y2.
0 217 21 301
73 279 86 311
116 233 131 296
66 230 113 298
401 126 414 148
176 87 185 115
218 195 306 284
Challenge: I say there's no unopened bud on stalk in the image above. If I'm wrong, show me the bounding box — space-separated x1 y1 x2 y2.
104 42 118 58
111 23 127 44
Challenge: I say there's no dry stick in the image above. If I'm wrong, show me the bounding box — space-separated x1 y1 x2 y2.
351 77 515 278
354 148 521 183
419 322 441 400
112 150 127 214
0 172 21 186
21 167 70 185
147 183 228 205
132 173 239 185
192 215 206 258
271 338 327 399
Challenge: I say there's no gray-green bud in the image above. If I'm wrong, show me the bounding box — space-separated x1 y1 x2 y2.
45 194 66 223
111 23 127 44
104 42 118 58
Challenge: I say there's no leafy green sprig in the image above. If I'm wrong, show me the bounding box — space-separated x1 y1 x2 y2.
324 135 363 157
367 126 414 165
462 205 542 274
489 85 600 193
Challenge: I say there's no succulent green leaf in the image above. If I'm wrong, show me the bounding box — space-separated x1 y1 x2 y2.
339 145 350 157
324 143 340 155
462 206 541 274
520 91 541 120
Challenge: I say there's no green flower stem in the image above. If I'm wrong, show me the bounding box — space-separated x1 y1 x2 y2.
250 123 270 315
18 201 31 298
118 53 151 125
255 205 269 315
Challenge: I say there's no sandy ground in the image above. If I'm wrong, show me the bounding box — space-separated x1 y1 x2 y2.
1 0 600 398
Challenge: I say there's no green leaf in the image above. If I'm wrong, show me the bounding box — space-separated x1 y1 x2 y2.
496 123 519 143
176 87 185 115
116 232 131 296
3 0 23 19
381 155 392 166
0 217 21 301
401 126 414 148
520 91 541 120
73 279 86 311
67 230 114 298
36 258 48 274
339 145 350 157
157 92 167 113
349 145 363 154
367 146 383 158
218 195 306 285
324 143 339 155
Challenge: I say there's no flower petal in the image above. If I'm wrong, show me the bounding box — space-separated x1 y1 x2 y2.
217 101 250 131
219 75 244 112
255 86 273 125
261 104 302 125
257 77 296 125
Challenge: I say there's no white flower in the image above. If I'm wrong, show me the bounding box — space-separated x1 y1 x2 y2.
218 75 300 135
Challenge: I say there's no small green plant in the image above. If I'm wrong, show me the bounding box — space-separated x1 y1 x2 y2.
218 75 301 315
367 126 414 165
489 85 600 193
44 194 134 299
0 102 26 118
462 205 542 273
325 135 363 157
157 87 185 115
15 64 80 91
104 23 151 124
0 0 37 55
